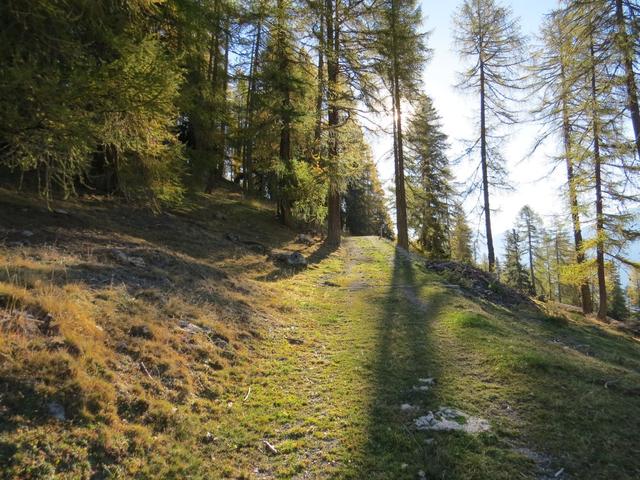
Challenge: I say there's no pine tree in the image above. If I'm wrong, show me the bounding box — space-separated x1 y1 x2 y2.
405 95 454 259
517 206 542 295
607 262 629 320
503 228 532 294
453 0 525 271
450 205 474 264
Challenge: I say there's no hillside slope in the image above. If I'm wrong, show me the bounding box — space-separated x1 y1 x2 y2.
1 190 640 479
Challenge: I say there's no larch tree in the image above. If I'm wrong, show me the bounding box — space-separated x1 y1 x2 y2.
453 0 525 272
531 10 595 313
559 0 639 320
627 267 640 320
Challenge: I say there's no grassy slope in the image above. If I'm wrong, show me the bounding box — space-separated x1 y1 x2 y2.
1 190 640 479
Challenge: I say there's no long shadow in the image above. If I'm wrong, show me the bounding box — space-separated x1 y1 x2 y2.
256 240 339 282
355 247 446 478
0 187 296 265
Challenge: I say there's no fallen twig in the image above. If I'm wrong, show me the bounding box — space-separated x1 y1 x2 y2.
263 440 278 455
140 361 154 380
243 386 252 402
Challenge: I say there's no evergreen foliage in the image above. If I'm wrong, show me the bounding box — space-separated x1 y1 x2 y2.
405 95 454 258
503 228 533 294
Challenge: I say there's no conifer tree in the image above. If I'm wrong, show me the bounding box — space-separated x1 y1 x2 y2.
517 206 542 295
531 9 595 313
405 95 454 258
450 205 474 264
374 0 428 249
454 0 525 271
608 262 629 320
503 228 532 294
627 267 640 320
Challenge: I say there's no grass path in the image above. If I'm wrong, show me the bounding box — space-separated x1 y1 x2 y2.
212 236 640 480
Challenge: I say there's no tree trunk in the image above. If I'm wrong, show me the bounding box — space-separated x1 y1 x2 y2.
205 0 222 193
560 48 593 314
590 39 607 321
554 234 562 303
325 0 341 246
219 23 230 179
527 225 536 295
243 21 262 195
393 77 409 250
615 0 640 160
479 62 495 271
390 0 409 250
314 10 324 147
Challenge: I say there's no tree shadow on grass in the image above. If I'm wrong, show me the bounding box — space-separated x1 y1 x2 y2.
351 247 446 478
256 240 340 282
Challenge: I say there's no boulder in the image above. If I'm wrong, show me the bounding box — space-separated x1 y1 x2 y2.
295 234 314 245
47 401 66 421
287 252 308 267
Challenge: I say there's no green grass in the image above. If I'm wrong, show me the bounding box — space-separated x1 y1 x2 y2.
1 190 640 479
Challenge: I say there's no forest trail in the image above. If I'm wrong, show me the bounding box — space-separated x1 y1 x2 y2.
211 236 640 479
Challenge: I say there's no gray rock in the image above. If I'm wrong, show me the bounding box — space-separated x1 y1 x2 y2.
21 230 34 237
180 321 205 334
415 407 490 434
295 234 314 245
129 325 154 340
48 401 66 421
111 249 146 268
287 252 308 267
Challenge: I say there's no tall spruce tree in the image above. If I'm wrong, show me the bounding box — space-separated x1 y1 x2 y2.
450 205 474 264
517 205 542 295
607 262 629 320
503 228 533 294
453 0 525 271
405 94 454 258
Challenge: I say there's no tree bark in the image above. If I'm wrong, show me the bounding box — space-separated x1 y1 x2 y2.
205 0 222 193
390 0 409 250
590 39 607 321
554 233 562 303
526 225 536 295
615 0 640 160
560 46 593 314
325 0 341 246
479 62 495 271
243 21 262 195
314 9 324 147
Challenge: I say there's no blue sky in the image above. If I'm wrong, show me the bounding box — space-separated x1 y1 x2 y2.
369 0 639 280
371 0 639 266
